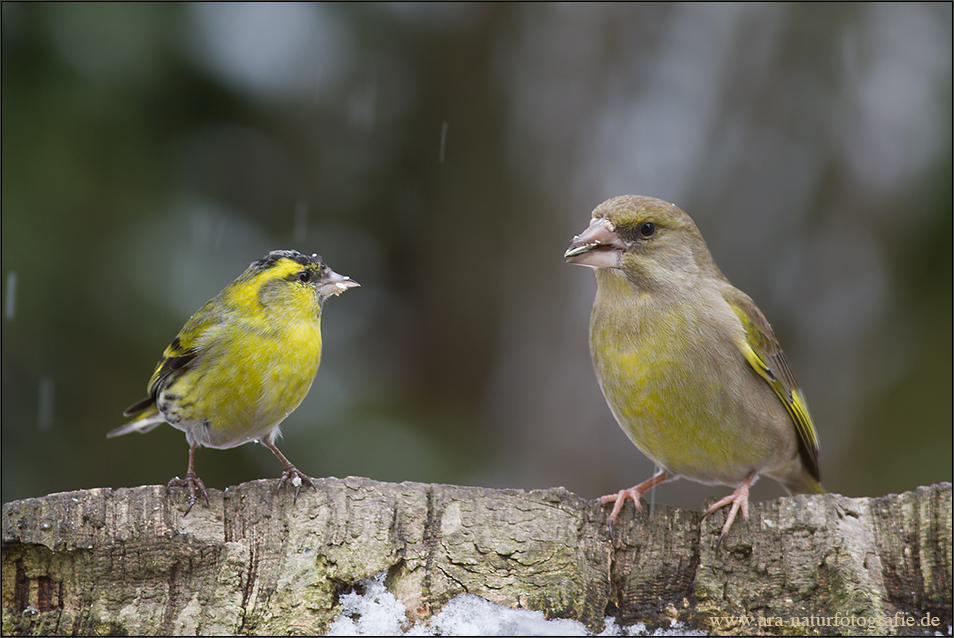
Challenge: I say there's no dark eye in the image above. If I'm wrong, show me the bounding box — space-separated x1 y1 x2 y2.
638 222 656 238
298 271 311 283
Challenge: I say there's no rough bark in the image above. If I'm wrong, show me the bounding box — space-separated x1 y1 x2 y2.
2 479 951 636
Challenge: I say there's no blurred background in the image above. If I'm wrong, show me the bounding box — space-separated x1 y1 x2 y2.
2 3 951 510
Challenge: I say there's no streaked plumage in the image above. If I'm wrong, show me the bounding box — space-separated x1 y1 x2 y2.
110 249 358 512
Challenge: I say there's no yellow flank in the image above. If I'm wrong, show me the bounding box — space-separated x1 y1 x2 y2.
109 250 358 505
164 313 323 447
590 281 780 485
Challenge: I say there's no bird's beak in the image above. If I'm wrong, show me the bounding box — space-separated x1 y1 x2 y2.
317 269 360 298
564 217 624 268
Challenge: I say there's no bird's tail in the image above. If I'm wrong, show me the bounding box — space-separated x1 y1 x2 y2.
107 403 165 438
791 472 825 495
768 461 826 495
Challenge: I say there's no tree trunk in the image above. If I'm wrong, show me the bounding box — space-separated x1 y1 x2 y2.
2 479 951 636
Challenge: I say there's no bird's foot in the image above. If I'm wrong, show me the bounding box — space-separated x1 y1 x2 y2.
599 472 669 529
704 473 755 545
278 466 317 502
599 487 645 524
168 471 210 516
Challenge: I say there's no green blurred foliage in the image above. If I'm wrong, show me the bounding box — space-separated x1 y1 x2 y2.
2 3 951 508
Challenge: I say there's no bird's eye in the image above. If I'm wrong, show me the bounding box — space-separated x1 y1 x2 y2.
638 222 656 238
298 271 311 283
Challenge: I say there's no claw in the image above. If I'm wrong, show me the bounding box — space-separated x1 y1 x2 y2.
168 472 210 515
168 443 210 515
598 472 669 530
261 439 316 503
279 465 317 502
704 471 756 546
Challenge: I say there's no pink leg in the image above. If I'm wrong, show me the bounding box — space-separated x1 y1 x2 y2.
599 472 670 525
704 471 757 544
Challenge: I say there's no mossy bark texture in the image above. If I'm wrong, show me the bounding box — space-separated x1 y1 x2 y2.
2 479 951 636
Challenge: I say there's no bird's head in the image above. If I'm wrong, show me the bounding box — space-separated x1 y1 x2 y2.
565 195 722 291
237 250 359 316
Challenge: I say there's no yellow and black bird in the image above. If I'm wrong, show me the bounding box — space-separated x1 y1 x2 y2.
110 250 358 512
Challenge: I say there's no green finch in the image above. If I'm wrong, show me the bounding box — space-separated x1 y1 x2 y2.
565 195 822 542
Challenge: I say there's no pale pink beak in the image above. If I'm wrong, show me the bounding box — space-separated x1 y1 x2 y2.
564 217 624 269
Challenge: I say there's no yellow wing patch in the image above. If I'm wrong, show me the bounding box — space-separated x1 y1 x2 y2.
726 293 821 482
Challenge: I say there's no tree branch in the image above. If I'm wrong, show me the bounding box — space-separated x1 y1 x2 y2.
2 479 951 635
